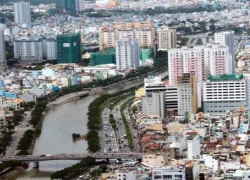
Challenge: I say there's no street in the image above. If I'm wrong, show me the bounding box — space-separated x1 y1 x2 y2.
5 111 32 156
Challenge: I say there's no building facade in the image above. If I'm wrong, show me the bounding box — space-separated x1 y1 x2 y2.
141 92 165 118
14 2 31 24
152 166 186 180
115 36 139 70
55 0 76 12
214 31 235 72
99 22 155 50
57 32 81 64
168 44 232 86
0 31 6 70
157 27 176 51
187 134 200 160
75 0 85 11
203 74 249 113
42 37 57 60
14 36 43 64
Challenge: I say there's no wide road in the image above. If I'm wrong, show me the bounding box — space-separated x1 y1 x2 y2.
99 107 118 154
112 100 131 153
6 111 32 156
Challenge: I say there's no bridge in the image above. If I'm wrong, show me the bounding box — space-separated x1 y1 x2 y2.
1 153 143 163
48 91 89 106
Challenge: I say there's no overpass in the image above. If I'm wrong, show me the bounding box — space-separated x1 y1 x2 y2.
1 153 143 167
48 91 89 106
1 153 143 162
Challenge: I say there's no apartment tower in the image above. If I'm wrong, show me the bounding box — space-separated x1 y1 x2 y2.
14 1 31 24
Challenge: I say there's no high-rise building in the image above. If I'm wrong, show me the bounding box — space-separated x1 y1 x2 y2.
214 31 235 72
57 32 81 64
0 31 6 70
168 44 232 86
115 36 139 70
203 74 250 113
55 0 76 12
187 134 200 160
141 92 165 118
144 76 167 94
14 35 57 64
157 27 176 51
177 72 197 115
99 22 155 50
14 2 31 24
75 0 85 11
42 37 57 60
14 36 43 64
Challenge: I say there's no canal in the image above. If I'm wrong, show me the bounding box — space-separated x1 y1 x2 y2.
7 70 168 179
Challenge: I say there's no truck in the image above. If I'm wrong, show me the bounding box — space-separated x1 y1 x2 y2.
45 154 52 157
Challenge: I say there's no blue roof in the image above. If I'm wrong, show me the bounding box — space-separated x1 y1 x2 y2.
5 92 17 98
52 86 60 91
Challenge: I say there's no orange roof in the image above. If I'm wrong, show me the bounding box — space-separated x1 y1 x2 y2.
144 123 163 131
14 98 24 103
141 136 151 143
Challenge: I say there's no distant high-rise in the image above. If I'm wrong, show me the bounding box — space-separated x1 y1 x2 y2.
55 0 76 12
14 2 31 24
157 27 177 51
75 0 85 11
116 36 140 70
99 22 155 50
0 31 6 70
57 32 81 64
214 31 235 72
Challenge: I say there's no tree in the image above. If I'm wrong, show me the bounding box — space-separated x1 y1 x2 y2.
197 107 203 113
209 24 216 31
132 106 137 113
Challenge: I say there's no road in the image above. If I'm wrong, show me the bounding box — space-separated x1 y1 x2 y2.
112 99 131 153
123 106 140 152
6 111 32 156
99 107 118 154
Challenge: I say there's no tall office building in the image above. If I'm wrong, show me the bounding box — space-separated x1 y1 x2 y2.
157 27 176 51
214 31 235 72
168 43 232 85
115 36 139 70
0 31 6 70
99 22 155 50
57 32 81 64
14 2 31 24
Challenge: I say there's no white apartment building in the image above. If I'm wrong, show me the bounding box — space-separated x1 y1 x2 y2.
99 22 155 50
168 44 232 86
14 36 57 64
152 166 186 180
187 134 200 160
14 1 31 24
203 74 249 113
157 27 176 51
14 36 43 64
42 38 57 60
202 154 219 172
214 31 235 71
116 36 139 70
220 161 240 173
141 92 165 118
0 31 6 70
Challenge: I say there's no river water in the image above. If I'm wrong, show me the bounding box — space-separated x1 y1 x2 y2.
7 70 168 180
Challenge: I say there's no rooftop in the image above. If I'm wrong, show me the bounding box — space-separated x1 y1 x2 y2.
207 74 244 82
